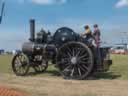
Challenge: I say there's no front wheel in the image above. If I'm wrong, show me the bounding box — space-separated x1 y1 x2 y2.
12 53 30 76
56 42 94 80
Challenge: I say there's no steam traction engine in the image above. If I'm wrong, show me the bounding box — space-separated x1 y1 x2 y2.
12 19 112 80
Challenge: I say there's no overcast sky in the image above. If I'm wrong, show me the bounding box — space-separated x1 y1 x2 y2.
0 0 128 50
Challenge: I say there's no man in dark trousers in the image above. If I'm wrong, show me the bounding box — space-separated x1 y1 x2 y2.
93 24 102 71
93 24 101 47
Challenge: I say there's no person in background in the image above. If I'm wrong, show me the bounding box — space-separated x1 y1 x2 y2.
93 24 101 48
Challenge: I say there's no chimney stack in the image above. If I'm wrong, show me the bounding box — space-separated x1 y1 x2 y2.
29 19 35 42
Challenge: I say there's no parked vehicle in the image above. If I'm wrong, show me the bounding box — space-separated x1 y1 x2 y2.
12 19 112 80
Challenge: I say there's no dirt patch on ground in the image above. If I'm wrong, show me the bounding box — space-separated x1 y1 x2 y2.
0 73 128 96
0 85 28 96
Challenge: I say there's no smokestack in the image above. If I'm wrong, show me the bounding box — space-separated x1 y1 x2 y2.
29 19 35 42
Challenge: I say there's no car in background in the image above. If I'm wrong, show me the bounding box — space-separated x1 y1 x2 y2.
114 46 126 54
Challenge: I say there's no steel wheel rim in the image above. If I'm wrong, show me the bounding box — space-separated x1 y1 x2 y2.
12 53 29 76
57 42 93 80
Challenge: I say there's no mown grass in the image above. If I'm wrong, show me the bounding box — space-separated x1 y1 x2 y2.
110 55 128 79
0 54 59 77
93 54 128 80
0 55 13 73
0 54 128 79
0 54 128 96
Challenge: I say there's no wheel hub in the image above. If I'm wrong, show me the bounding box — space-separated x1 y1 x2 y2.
71 57 77 65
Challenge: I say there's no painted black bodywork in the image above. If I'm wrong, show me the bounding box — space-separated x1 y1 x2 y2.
21 20 112 73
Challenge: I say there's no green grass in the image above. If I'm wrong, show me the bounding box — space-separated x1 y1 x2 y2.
0 55 13 73
92 54 128 80
110 55 128 79
0 54 128 79
0 54 59 77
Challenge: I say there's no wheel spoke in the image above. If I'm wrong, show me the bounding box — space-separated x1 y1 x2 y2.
17 57 22 65
67 52 72 58
70 67 74 77
79 65 86 72
81 57 89 61
79 59 89 64
78 48 86 55
38 65 42 70
15 61 21 67
78 67 82 76
78 53 88 59
76 48 82 57
62 65 72 73
33 59 48 73
18 66 24 74
72 49 75 56
19 55 24 62
66 46 72 54
81 64 89 71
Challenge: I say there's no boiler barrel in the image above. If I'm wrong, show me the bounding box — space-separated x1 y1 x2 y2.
22 42 44 55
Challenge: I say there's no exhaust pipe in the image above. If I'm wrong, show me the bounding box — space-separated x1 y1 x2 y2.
29 19 35 42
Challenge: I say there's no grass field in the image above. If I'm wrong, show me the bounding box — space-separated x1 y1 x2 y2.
0 54 128 96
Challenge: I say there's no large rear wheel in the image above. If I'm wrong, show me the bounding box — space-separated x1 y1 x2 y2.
56 42 93 80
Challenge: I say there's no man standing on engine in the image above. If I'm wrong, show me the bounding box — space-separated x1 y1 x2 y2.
82 25 92 38
93 24 102 71
93 24 101 47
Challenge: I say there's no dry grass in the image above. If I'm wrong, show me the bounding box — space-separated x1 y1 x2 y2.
0 54 128 96
1 73 128 96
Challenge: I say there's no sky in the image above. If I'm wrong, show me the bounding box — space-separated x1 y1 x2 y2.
0 0 128 50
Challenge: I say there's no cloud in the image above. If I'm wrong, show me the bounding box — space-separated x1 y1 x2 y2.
14 0 67 5
115 0 128 8
31 0 67 5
